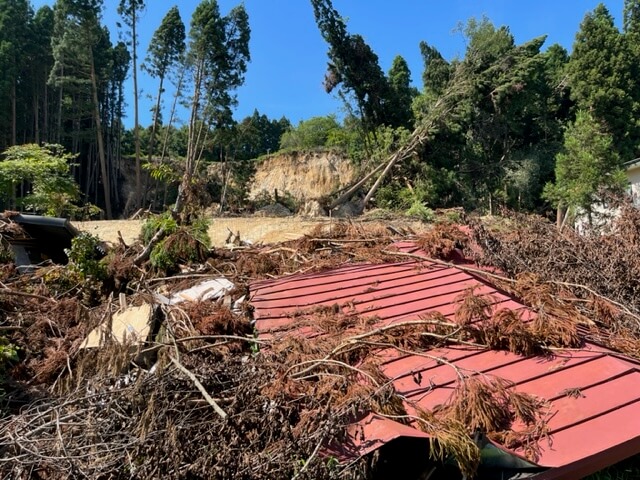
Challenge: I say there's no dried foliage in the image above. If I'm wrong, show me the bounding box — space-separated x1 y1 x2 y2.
0 309 398 480
416 223 469 261
2 208 639 479
451 287 582 356
469 203 640 352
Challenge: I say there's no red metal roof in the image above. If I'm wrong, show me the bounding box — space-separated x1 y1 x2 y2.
250 248 640 478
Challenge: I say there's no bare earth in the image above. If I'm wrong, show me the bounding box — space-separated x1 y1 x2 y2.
74 217 331 247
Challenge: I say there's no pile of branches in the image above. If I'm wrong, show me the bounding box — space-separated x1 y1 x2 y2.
468 203 640 344
2 212 639 478
0 280 570 479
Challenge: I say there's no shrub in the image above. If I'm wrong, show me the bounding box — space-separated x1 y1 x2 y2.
141 212 178 244
144 213 211 273
406 201 435 222
66 233 106 280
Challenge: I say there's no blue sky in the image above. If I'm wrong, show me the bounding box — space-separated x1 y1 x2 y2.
31 0 624 129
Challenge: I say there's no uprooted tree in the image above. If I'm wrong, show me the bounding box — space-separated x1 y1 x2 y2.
324 15 559 215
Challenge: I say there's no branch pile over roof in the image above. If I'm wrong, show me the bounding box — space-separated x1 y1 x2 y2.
0 214 639 479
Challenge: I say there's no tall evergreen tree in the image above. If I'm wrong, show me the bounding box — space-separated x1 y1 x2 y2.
624 0 640 35
310 0 394 135
50 0 114 218
567 4 638 160
118 0 145 208
175 0 250 217
29 6 55 144
419 41 452 99
456 19 549 212
144 6 185 168
544 110 626 221
387 55 418 129
0 0 32 147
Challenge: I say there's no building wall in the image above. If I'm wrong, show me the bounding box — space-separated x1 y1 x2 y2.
628 164 640 206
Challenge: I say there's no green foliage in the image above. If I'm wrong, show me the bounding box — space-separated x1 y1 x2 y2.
0 335 18 409
405 200 434 222
149 216 210 271
67 232 106 280
42 266 83 296
233 110 290 160
310 0 409 133
145 6 184 79
386 55 419 129
568 4 638 160
544 110 626 215
420 41 452 98
143 161 179 183
407 15 567 213
141 211 178 244
0 337 18 367
141 211 210 271
0 143 85 216
188 0 250 127
279 115 343 151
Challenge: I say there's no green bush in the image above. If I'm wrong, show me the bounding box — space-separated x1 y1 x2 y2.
145 214 211 272
405 200 435 222
141 212 179 244
0 336 19 413
0 144 88 217
66 233 106 280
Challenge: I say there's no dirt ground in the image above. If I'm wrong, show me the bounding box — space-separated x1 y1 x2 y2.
75 216 333 246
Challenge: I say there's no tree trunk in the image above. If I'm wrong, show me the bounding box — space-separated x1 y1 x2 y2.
159 69 184 164
43 82 48 143
174 59 204 218
90 51 112 219
132 7 142 210
143 73 165 203
33 93 39 144
11 81 16 146
56 62 63 144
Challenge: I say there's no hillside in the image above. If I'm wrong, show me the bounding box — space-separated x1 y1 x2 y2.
249 150 355 201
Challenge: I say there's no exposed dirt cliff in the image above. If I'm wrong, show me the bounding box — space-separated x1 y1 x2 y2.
249 150 355 201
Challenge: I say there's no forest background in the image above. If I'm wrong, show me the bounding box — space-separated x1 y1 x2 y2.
0 0 639 222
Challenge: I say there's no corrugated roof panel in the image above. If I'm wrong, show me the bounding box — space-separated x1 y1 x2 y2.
535 400 640 467
250 254 640 477
541 372 640 434
510 354 631 400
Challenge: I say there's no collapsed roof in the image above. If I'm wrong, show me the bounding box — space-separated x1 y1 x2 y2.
250 241 640 479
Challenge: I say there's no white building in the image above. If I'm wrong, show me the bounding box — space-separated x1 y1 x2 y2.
625 157 640 205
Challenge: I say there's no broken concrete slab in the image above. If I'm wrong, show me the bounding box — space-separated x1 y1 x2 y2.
80 303 154 349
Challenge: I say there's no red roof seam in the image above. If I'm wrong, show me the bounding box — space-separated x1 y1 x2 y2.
400 355 531 399
250 261 440 290
252 267 465 300
380 346 486 368
504 353 607 390
545 396 640 437
545 368 638 404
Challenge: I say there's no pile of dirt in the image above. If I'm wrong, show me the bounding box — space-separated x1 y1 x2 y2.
254 203 292 217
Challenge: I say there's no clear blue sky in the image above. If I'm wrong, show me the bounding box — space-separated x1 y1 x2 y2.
31 0 624 129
